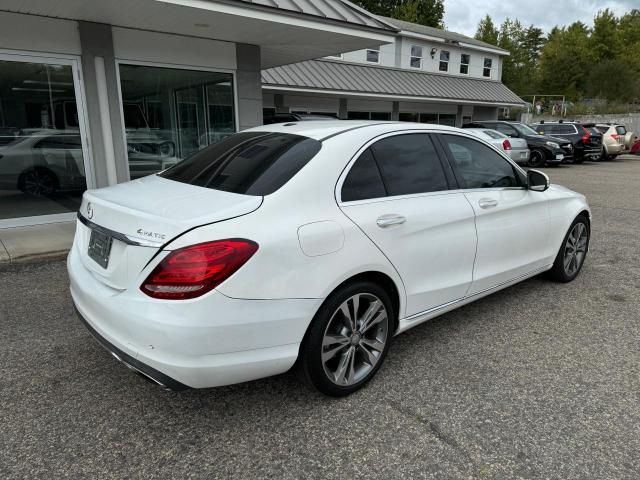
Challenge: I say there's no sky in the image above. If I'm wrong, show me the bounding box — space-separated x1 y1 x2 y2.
442 0 639 37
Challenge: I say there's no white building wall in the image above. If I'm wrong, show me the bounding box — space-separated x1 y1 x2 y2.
0 11 81 55
111 27 236 70
340 42 396 67
331 33 504 81
400 40 500 80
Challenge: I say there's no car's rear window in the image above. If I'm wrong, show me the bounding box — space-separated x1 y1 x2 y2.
483 129 505 139
616 126 627 135
159 132 321 195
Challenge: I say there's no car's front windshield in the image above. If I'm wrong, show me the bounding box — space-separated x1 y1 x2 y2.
512 123 541 136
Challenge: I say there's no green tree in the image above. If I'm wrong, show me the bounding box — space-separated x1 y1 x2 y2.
352 0 445 28
537 22 593 99
591 9 621 61
585 59 639 102
475 15 499 45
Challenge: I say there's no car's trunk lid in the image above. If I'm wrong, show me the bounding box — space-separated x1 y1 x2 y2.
76 174 262 290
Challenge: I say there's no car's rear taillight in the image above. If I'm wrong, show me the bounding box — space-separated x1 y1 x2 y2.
502 139 512 150
582 127 591 144
141 239 258 300
611 133 620 140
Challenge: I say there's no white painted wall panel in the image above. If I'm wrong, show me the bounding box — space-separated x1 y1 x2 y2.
112 27 236 70
0 11 81 55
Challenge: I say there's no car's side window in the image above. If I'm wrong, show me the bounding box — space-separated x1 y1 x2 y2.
440 134 523 189
370 134 448 197
341 148 387 202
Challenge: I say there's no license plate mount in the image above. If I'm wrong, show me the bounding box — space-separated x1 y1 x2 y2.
88 229 113 269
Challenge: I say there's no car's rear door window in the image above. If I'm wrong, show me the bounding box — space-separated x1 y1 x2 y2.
160 132 321 195
341 149 387 202
370 134 449 197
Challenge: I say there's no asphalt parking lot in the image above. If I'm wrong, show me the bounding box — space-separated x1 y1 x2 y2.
1 156 639 479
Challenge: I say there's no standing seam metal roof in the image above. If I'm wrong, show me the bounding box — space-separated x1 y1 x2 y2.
236 0 396 30
262 59 525 105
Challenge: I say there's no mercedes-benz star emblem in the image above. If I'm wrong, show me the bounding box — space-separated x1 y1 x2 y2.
87 202 94 220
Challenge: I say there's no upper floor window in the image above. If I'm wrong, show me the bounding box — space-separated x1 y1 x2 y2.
483 58 493 77
366 49 380 63
410 45 423 69
439 50 450 72
460 54 470 75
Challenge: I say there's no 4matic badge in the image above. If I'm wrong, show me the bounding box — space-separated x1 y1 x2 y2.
136 228 166 241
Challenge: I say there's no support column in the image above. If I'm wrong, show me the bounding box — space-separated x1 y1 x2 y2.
391 101 400 121
274 93 288 114
236 44 263 130
339 98 348 119
456 105 464 127
79 22 128 186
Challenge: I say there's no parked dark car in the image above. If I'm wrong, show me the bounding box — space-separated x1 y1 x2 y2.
462 121 573 167
530 121 603 163
263 113 338 125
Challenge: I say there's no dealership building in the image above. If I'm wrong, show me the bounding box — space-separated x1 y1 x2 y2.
0 1 522 258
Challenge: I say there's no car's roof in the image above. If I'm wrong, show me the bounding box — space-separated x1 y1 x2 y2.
538 121 580 125
464 128 493 135
248 120 464 140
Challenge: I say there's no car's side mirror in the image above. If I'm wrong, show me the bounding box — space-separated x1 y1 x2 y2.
528 169 550 192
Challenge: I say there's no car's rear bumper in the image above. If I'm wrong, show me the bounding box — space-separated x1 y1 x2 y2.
507 148 530 163
605 144 624 155
68 245 320 389
74 305 190 390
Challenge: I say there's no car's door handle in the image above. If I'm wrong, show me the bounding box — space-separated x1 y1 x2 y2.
478 198 498 209
376 214 406 228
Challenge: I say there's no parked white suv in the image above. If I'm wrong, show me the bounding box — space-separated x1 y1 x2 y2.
68 121 591 396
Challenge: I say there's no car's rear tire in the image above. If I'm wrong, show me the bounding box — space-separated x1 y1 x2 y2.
548 215 590 283
300 281 394 396
528 149 546 168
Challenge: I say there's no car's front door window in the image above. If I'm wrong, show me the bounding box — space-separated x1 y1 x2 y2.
439 134 524 189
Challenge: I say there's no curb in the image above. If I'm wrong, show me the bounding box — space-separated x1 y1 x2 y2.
0 250 69 269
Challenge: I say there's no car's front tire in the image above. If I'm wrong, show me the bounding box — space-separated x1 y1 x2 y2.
528 149 546 168
300 281 394 397
548 215 590 282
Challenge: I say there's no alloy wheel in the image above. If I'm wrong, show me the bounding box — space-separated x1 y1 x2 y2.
23 170 56 197
321 293 389 386
563 222 588 276
528 150 545 168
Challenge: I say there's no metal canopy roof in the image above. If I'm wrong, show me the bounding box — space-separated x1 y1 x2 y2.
378 16 509 54
262 60 525 106
237 0 396 30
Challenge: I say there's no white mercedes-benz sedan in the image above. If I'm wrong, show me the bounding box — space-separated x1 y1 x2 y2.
68 121 591 396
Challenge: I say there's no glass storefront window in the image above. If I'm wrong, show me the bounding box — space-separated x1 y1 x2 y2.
118 64 236 179
438 114 457 127
0 59 87 221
